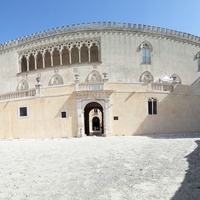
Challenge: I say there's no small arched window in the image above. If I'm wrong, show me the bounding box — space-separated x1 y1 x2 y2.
148 98 157 115
140 41 153 64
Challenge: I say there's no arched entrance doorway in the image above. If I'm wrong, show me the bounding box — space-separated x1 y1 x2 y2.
84 102 104 136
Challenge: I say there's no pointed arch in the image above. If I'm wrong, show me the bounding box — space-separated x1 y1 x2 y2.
139 71 154 83
17 79 29 91
85 70 102 82
139 41 153 51
49 74 64 86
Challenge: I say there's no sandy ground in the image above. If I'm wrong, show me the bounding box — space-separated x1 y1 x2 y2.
0 134 200 200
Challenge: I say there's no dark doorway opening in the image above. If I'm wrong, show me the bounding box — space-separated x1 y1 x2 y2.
92 117 100 131
84 102 104 136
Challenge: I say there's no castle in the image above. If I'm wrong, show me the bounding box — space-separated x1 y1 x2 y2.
0 22 200 138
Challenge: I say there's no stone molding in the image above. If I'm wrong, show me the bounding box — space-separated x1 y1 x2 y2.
1 22 200 54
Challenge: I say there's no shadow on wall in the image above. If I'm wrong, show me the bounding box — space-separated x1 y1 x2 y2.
171 140 200 200
134 85 200 135
55 92 77 137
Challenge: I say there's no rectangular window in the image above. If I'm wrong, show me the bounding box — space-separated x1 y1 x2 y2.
142 48 146 63
142 48 151 64
148 98 157 115
148 100 152 115
61 111 67 118
19 107 27 117
114 116 119 120
153 100 157 114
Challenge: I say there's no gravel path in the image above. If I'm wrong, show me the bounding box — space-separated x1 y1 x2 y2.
0 134 200 200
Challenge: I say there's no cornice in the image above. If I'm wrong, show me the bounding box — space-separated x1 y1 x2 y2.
1 22 200 54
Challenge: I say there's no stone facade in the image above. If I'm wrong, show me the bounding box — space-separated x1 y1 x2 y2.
0 22 200 138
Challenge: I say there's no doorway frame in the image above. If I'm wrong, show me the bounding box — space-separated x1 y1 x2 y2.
76 98 110 137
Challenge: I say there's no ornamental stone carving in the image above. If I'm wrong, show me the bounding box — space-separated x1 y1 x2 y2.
140 71 154 83
85 70 102 82
17 79 29 91
170 74 181 84
49 74 64 86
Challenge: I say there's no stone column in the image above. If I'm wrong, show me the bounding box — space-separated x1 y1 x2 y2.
42 50 45 68
76 99 85 137
78 48 81 63
69 50 72 64
26 57 30 72
103 98 111 136
87 41 92 62
59 51 63 66
34 54 37 70
42 53 45 68
50 52 53 67
50 47 54 67
58 45 63 66
67 43 72 64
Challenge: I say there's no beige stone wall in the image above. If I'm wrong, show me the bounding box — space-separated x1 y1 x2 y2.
0 27 200 94
100 33 200 85
0 86 77 138
0 23 200 138
0 82 199 138
110 89 200 136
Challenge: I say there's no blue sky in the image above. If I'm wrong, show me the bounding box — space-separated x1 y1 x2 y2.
0 0 200 43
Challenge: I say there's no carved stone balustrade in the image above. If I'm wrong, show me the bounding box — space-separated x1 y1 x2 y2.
0 89 36 101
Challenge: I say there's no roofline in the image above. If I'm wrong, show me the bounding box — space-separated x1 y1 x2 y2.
1 22 200 51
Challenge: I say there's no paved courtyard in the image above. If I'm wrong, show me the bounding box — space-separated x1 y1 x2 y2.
0 134 200 200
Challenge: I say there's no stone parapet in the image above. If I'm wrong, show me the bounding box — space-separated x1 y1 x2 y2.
1 22 200 53
0 89 36 101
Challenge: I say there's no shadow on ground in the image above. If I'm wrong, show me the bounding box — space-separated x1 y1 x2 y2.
170 140 200 199
146 134 200 199
147 133 200 139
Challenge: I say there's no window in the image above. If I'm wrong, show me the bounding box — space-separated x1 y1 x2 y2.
148 98 157 115
19 107 27 117
114 116 119 120
142 48 151 64
140 41 152 64
61 111 67 118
